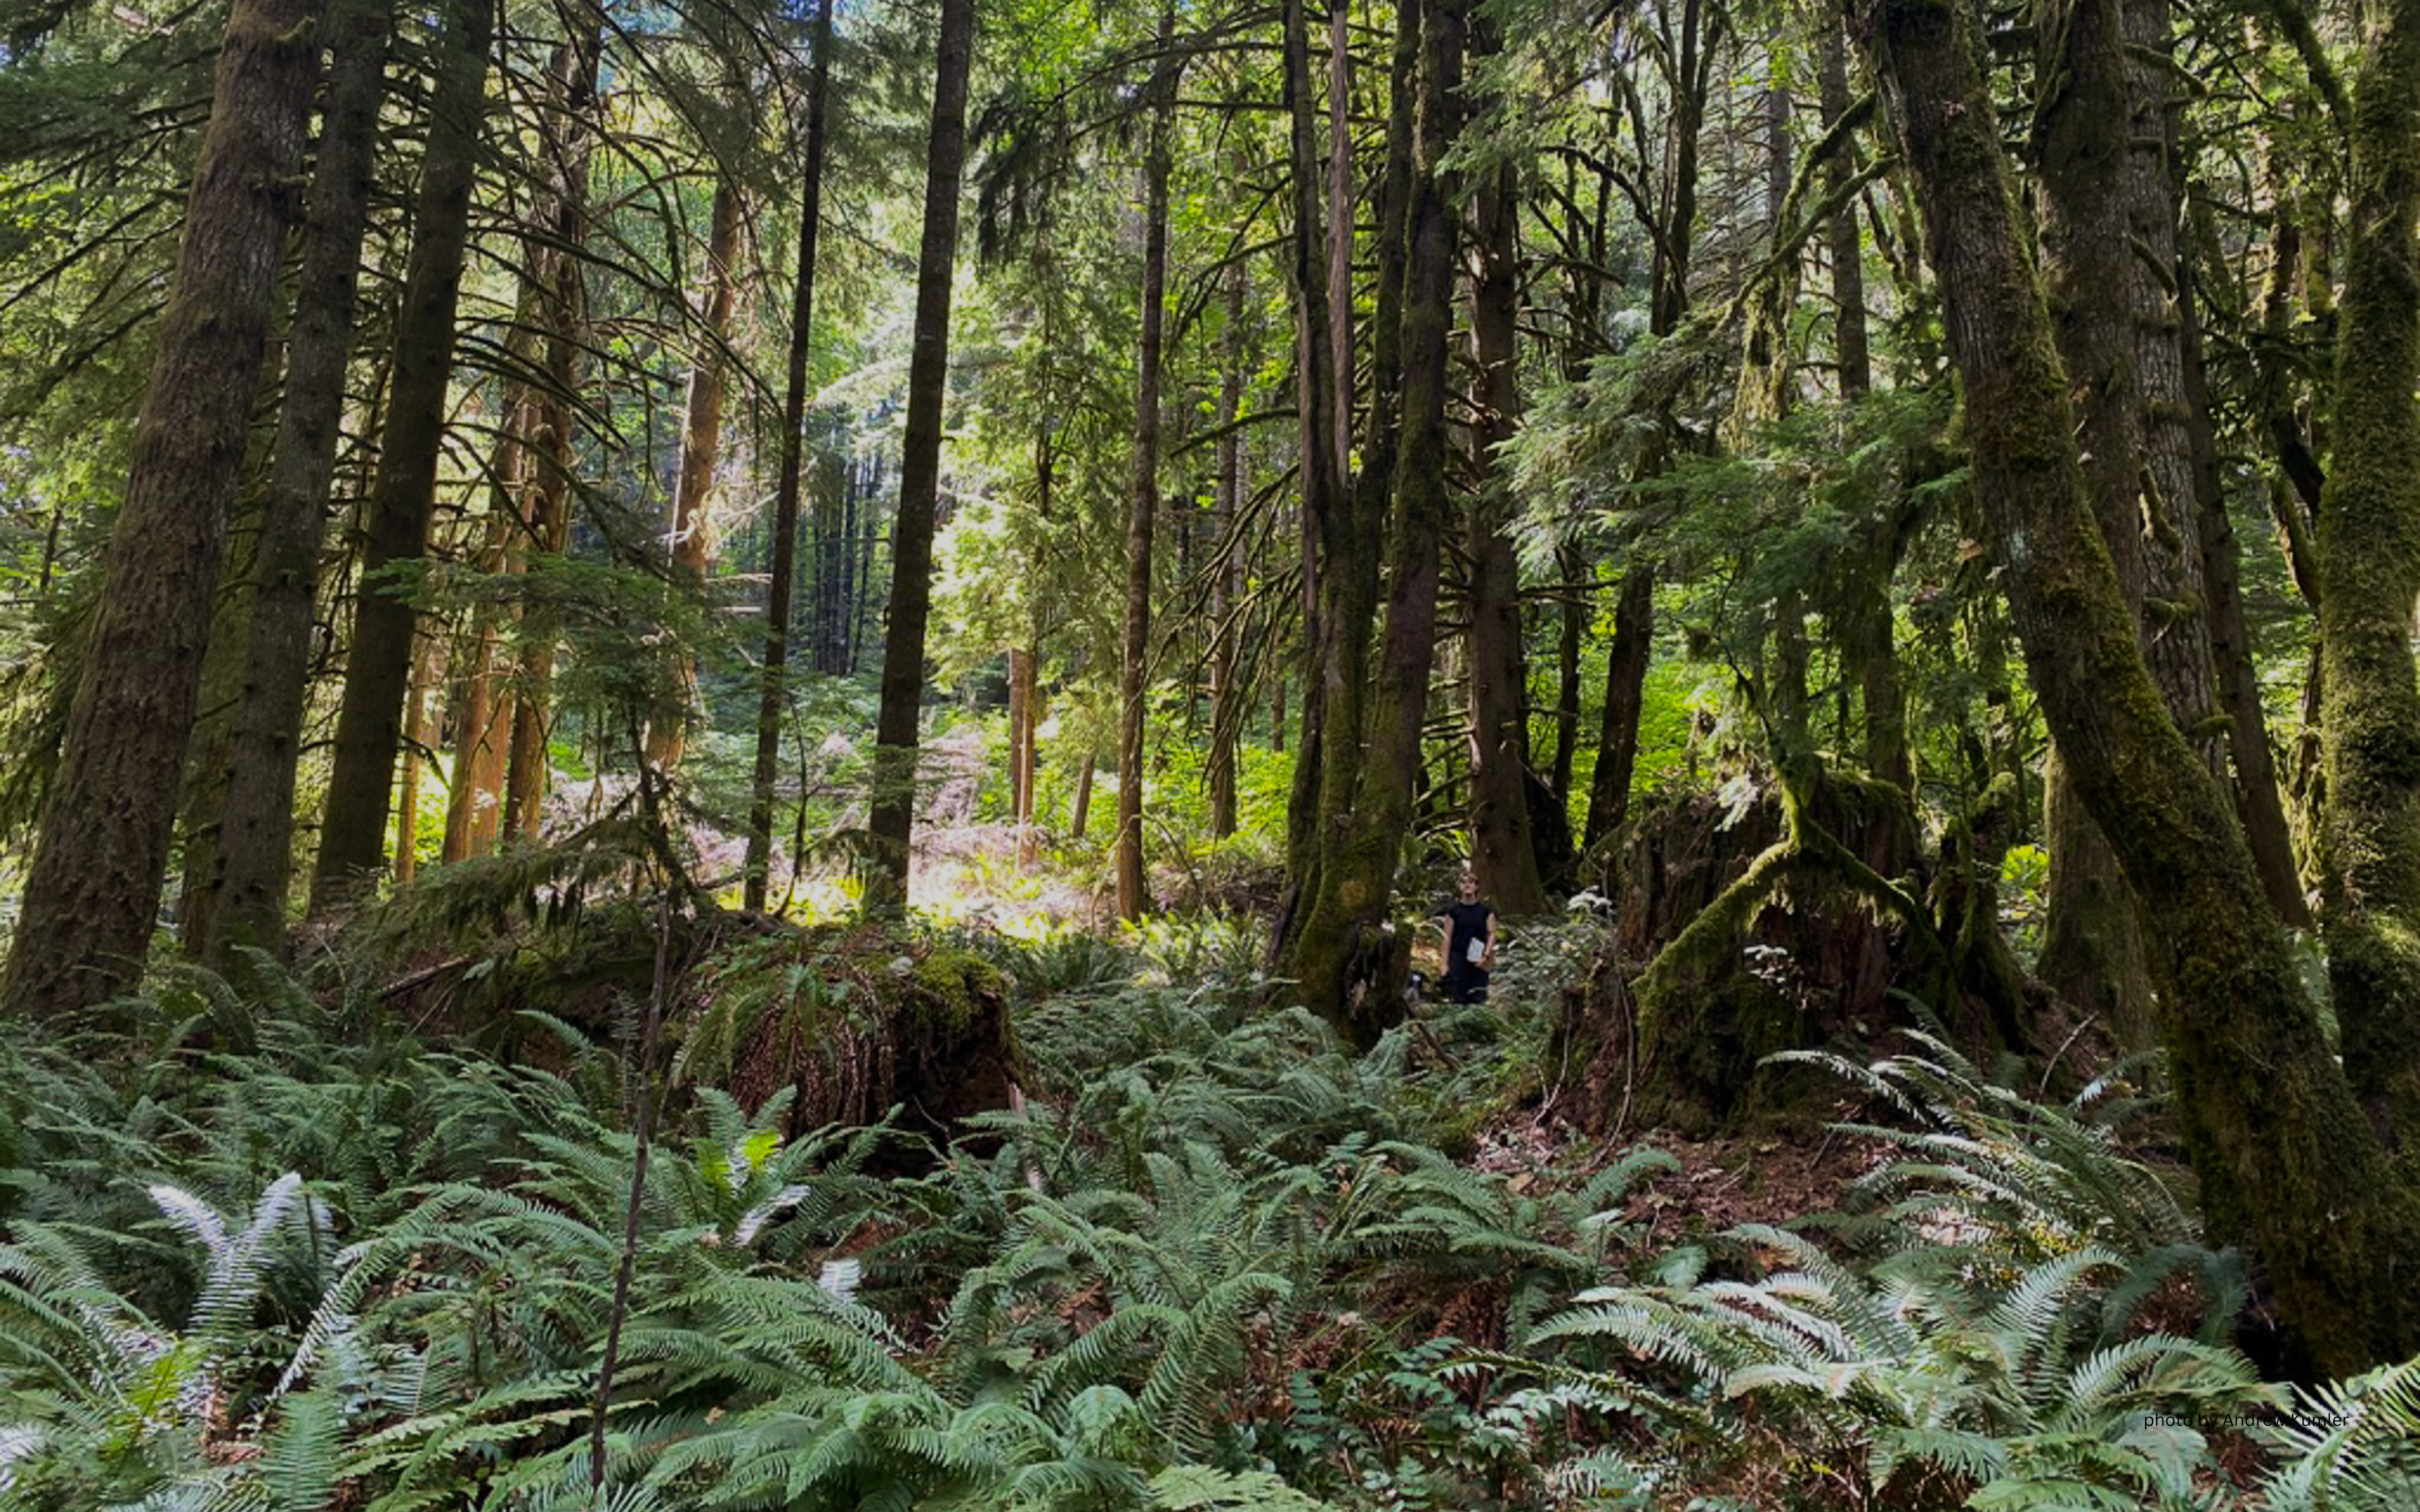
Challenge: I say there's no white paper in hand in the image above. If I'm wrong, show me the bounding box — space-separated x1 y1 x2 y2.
1466 939 1485 964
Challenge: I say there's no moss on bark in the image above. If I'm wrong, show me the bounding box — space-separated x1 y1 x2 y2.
2316 0 2420 1146
1568 773 1945 1134
1859 0 2420 1373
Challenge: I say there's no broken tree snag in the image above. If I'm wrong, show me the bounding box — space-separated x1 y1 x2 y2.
1555 772 1949 1137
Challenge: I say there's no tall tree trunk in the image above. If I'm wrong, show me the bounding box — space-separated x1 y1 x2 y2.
310 0 494 907
200 0 390 961
815 438 850 675
1857 0 2420 1373
1581 0 1706 860
1816 13 1907 791
2187 272 2306 924
1281 0 1462 1039
394 632 439 881
3 0 321 1018
1116 17 1176 922
441 392 532 863
176 382 277 958
1208 262 1246 839
744 0 836 911
2119 0 2221 765
1546 150 1610 819
651 172 746 770
1008 644 1037 864
1278 0 1349 889
502 18 604 842
850 454 877 673
1463 46 1548 913
1275 0 1415 964
2317 0 2420 1144
1583 569 1652 854
1327 1 1354 484
1548 540 1586 810
2031 0 2159 1050
2201 147 2312 923
863 0 974 913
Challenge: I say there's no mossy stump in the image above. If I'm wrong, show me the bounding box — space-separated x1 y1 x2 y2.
1555 774 1930 1135
708 929 1022 1153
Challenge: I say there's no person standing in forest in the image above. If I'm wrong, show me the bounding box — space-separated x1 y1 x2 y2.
1432 869 1497 1004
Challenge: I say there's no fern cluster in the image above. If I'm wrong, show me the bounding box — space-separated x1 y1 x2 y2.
3 948 2414 1511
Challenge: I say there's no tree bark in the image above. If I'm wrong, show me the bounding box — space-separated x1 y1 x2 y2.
2317 0 2420 1144
176 366 280 960
1207 262 1246 839
1818 15 1907 792
650 172 746 771
501 18 603 843
1280 0 1463 1040
1116 12 1177 922
744 0 836 912
1583 568 1653 855
1277 0 1349 889
310 0 494 908
394 632 439 881
200 0 390 961
2119 0 2222 767
1581 0 1706 863
863 0 974 913
4 0 321 1018
1856 0 2420 1373
2031 0 2159 1048
441 387 533 864
1463 47 1548 913
1327 1 1354 485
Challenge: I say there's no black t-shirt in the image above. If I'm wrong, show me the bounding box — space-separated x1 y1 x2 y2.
1441 899 1494 974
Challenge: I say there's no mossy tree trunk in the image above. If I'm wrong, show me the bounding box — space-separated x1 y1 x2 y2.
2185 219 2307 927
1271 0 1409 971
1463 30 1548 914
2 0 321 1017
2115 0 2223 771
1620 773 1947 1131
1276 0 1345 888
2030 0 2160 1050
2317 0 2420 1145
1278 0 1460 1042
1856 0 2420 1372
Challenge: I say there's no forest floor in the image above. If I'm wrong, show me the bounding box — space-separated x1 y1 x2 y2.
1474 1115 1884 1248
890 808 1886 1244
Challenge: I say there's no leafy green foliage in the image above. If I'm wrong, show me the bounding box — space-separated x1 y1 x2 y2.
0 953 2410 1511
